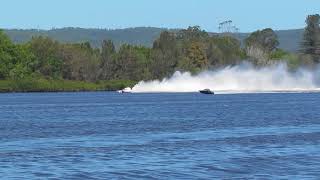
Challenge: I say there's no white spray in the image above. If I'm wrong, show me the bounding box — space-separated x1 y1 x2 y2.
131 63 320 93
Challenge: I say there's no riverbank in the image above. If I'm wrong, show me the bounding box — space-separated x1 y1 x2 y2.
0 79 137 93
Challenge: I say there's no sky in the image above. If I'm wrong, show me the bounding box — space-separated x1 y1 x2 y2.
1 0 320 32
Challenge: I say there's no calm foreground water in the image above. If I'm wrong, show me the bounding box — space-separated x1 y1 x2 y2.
0 92 320 179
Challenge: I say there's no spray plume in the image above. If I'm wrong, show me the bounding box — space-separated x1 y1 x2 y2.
132 63 320 94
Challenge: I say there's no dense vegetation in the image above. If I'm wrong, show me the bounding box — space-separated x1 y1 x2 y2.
0 14 319 92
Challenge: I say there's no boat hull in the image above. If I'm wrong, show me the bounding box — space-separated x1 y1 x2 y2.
199 90 214 94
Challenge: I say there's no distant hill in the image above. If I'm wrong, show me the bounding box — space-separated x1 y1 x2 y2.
274 29 304 52
4 27 169 49
3 27 304 52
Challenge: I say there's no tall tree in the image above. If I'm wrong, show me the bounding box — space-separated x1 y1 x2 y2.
178 42 208 73
59 42 100 82
100 40 115 80
113 44 151 81
301 14 320 61
245 28 279 63
0 30 36 79
245 28 279 53
28 36 62 78
0 30 15 79
176 26 209 41
151 31 179 78
207 36 242 67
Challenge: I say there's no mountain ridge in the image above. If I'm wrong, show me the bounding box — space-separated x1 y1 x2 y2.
3 27 304 52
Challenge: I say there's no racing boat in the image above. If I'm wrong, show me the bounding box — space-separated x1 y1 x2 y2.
199 89 214 94
117 87 132 93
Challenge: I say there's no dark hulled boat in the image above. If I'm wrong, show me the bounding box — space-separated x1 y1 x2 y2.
199 89 214 94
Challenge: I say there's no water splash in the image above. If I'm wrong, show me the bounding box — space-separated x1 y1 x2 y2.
132 63 320 93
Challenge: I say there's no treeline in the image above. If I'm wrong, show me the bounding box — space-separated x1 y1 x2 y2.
0 26 245 83
0 14 320 92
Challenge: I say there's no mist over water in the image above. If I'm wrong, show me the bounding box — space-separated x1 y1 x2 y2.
132 63 320 93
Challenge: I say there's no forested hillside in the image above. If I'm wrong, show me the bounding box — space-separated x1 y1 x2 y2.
4 27 169 49
4 27 303 52
1 14 319 92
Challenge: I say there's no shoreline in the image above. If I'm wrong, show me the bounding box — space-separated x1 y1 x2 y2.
0 79 136 93
0 89 113 93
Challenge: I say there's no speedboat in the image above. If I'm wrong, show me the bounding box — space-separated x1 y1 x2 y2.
199 89 214 94
117 87 132 93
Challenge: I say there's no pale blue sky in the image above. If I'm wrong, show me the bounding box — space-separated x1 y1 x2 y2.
1 0 319 32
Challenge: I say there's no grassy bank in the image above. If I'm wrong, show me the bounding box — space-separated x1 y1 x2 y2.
0 79 137 93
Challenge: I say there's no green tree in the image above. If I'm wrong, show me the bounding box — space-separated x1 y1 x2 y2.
0 30 16 79
245 28 279 53
177 26 209 41
10 44 37 79
100 40 116 80
59 42 100 82
178 41 208 73
151 31 179 78
0 30 36 79
113 44 151 81
28 36 62 78
207 36 242 67
245 28 279 63
301 14 320 61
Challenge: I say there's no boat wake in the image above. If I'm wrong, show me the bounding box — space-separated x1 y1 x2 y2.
131 63 320 94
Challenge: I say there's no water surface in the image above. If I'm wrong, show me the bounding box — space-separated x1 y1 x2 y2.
0 92 320 179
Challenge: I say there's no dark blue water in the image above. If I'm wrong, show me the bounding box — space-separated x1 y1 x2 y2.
1 92 320 179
